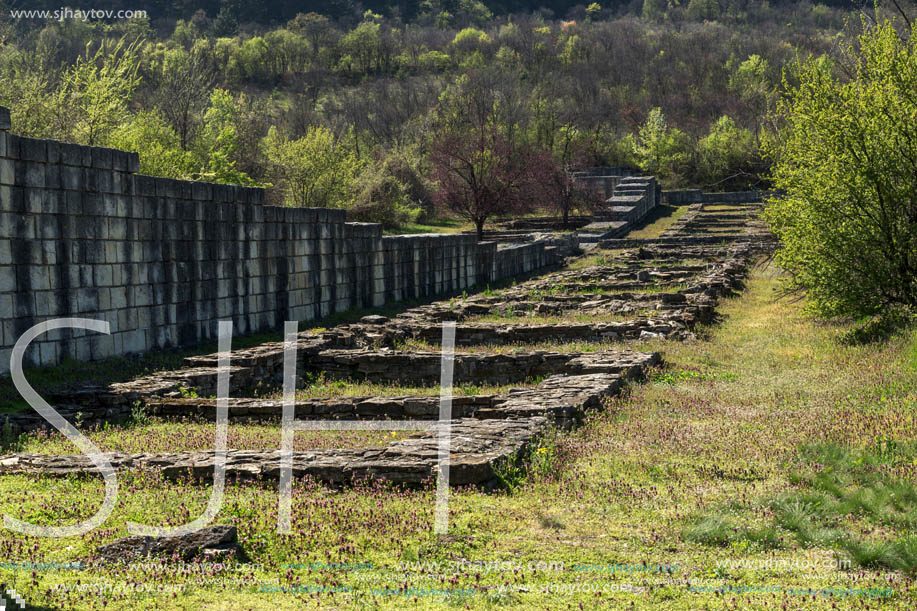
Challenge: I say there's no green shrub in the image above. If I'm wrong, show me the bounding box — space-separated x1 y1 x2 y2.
764 21 917 320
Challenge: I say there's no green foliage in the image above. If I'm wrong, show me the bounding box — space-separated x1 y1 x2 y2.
493 428 561 493
348 154 423 229
642 0 670 21
262 125 362 208
558 34 589 65
338 20 386 75
695 115 756 186
105 111 195 178
56 38 141 146
0 1 857 210
196 88 258 185
212 2 240 37
687 0 721 21
764 21 917 319
0 416 18 453
686 439 917 572
453 27 489 48
633 107 690 185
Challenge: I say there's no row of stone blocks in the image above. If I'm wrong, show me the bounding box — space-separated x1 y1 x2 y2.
30 241 755 422
0 354 659 488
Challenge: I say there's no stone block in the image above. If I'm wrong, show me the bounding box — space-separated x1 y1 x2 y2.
0 158 12 185
0 294 11 319
20 138 46 163
60 142 82 166
91 147 113 169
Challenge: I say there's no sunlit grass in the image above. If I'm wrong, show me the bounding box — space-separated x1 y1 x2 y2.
18 418 409 454
626 203 690 239
4 260 917 609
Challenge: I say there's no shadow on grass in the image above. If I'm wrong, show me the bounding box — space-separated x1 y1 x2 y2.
840 308 916 346
683 440 917 572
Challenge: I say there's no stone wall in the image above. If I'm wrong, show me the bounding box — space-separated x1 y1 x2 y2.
0 108 557 374
662 189 777 205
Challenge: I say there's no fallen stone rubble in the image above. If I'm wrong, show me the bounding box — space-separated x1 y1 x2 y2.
94 525 241 563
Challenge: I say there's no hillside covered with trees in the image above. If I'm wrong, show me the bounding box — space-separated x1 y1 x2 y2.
0 0 882 229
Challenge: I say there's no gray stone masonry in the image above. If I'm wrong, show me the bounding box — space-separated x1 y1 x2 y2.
0 107 558 374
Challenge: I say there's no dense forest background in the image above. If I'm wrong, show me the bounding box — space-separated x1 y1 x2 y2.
0 0 887 228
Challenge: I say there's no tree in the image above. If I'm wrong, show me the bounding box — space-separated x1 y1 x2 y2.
541 155 603 228
633 107 690 184
431 68 542 239
431 125 540 240
152 44 215 150
212 0 240 37
729 54 775 143
540 126 604 227
688 0 721 21
261 125 362 208
763 20 917 320
196 89 257 185
55 38 141 146
105 111 196 179
348 154 423 230
287 12 336 57
695 115 756 187
642 0 669 21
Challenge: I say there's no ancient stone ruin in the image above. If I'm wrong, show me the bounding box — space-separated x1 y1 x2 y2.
0 188 774 490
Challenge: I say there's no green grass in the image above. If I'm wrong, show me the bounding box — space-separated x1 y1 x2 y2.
273 372 538 399
18 418 410 455
384 217 470 235
2 262 916 609
683 440 917 572
625 203 690 239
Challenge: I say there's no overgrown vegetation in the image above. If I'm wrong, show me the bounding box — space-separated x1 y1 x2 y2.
765 19 917 323
0 0 880 231
685 440 917 573
5 264 917 609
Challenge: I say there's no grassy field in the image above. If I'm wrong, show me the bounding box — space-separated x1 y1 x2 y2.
1 262 915 609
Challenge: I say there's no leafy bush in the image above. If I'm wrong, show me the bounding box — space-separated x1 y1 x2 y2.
262 124 362 208
764 21 917 320
347 154 422 229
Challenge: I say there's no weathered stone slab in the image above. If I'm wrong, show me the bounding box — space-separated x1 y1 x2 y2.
94 525 239 563
305 349 658 385
0 369 656 487
147 395 497 420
